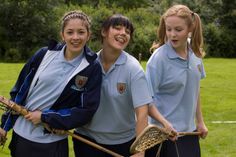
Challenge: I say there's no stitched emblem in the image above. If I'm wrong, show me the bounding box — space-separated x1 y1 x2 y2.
197 64 201 73
117 83 126 94
75 75 88 89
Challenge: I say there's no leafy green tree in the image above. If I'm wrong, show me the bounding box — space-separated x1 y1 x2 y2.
67 0 151 9
217 0 236 57
218 0 236 29
0 0 61 61
0 0 235 61
199 0 236 57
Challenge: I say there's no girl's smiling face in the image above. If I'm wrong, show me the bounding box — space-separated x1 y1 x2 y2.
61 18 90 56
102 25 131 52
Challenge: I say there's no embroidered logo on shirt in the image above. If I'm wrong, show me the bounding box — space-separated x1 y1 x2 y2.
117 83 126 94
197 64 201 73
75 75 88 89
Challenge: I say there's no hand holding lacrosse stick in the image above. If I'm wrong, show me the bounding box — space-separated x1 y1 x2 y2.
130 151 145 157
0 127 7 146
161 119 178 141
130 124 201 154
0 96 124 157
197 121 208 139
25 110 42 125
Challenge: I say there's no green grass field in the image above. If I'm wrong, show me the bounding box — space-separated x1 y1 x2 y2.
0 58 236 157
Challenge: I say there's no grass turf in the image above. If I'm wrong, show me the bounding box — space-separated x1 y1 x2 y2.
0 58 235 156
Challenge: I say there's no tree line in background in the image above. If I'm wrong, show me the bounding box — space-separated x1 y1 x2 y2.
0 0 235 62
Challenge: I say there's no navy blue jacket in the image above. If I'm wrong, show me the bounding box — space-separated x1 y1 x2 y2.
1 42 102 131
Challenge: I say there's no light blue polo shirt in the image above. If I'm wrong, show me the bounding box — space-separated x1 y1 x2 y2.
146 42 206 132
76 50 152 144
13 46 84 143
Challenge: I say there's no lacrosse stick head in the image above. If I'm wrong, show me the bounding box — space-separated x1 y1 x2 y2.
0 96 9 111
0 96 28 115
0 96 12 108
0 104 8 111
0 136 7 146
0 128 7 146
130 124 170 154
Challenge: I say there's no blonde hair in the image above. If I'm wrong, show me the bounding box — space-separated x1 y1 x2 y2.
150 4 205 58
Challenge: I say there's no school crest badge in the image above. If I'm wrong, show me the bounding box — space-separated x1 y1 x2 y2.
117 83 126 94
197 64 202 73
75 75 88 89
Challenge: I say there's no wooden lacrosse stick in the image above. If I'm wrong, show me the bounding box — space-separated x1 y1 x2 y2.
0 96 123 157
0 128 7 146
130 124 201 154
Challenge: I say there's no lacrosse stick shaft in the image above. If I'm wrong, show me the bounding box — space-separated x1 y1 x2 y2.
0 96 123 157
66 131 123 157
178 131 201 136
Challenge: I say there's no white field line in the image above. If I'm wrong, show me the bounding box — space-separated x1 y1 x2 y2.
211 121 236 124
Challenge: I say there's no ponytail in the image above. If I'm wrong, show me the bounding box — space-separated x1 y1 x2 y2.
191 13 205 58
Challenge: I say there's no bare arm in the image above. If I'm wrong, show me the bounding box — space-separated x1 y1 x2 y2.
148 103 177 140
149 104 170 129
196 90 208 139
135 104 148 135
131 104 148 157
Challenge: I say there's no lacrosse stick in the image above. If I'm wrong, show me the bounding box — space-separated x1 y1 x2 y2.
0 128 7 146
0 96 123 157
130 124 201 154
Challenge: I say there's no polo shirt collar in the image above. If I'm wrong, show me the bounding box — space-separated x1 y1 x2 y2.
166 41 192 60
166 41 180 59
59 45 84 67
97 50 127 65
114 51 127 65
